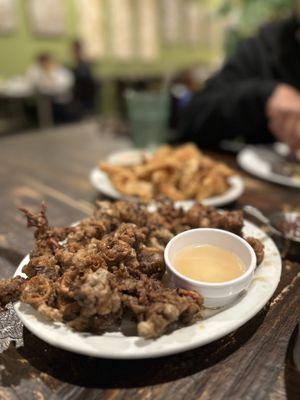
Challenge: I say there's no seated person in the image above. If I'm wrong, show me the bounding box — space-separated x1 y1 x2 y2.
27 53 75 123
27 53 73 99
179 1 300 153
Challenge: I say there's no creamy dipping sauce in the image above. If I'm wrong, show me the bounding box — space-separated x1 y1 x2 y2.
172 244 245 283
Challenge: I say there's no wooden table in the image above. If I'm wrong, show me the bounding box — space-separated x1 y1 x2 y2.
0 121 299 400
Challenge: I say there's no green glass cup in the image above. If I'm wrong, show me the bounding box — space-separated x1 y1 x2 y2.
124 90 170 149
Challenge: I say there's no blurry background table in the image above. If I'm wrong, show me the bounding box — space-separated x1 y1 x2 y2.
0 77 56 131
0 121 299 400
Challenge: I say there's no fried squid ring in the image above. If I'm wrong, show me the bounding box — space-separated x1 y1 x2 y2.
21 275 52 307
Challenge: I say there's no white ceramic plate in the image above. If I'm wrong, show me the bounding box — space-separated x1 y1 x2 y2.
90 148 244 208
14 221 281 359
90 167 244 208
238 145 300 188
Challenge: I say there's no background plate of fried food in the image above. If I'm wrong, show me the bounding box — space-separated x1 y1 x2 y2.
5 200 281 359
91 144 244 207
238 144 300 188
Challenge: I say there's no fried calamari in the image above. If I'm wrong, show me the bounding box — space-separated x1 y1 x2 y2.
0 199 264 339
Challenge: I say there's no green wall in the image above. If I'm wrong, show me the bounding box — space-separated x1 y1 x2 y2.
0 0 222 79
0 0 77 78
0 0 223 115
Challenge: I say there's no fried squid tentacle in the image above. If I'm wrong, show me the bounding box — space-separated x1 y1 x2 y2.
19 202 49 239
0 277 26 308
137 288 202 339
245 236 265 265
19 203 70 246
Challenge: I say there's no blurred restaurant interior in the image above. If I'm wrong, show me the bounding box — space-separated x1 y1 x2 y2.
0 0 223 135
0 0 291 139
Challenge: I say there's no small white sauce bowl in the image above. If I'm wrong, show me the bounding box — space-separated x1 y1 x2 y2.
164 228 257 308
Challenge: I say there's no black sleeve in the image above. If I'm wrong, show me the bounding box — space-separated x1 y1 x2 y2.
178 37 278 148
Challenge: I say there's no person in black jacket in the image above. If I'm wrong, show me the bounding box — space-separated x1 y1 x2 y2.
179 7 300 152
71 40 98 116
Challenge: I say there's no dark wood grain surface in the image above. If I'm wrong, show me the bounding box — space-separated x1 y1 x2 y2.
0 121 299 400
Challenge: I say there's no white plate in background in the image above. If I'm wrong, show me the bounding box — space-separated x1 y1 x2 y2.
238 145 300 188
90 149 244 208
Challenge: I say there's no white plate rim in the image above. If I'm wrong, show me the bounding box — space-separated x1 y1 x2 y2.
237 146 300 189
90 167 244 208
14 221 281 359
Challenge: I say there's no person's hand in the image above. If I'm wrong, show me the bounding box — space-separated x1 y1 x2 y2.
266 84 300 151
